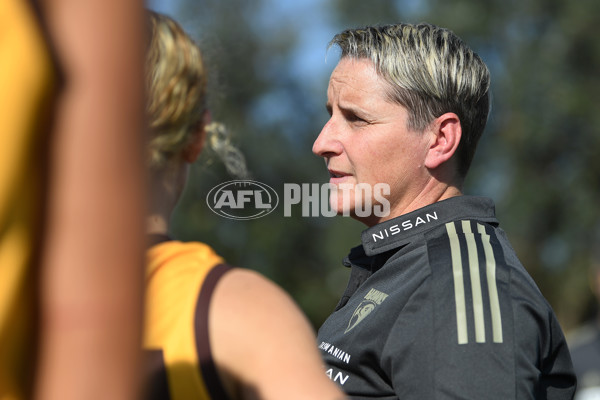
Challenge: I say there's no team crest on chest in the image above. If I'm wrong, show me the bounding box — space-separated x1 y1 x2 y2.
345 288 389 334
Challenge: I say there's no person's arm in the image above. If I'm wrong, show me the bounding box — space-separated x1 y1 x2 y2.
210 269 347 400
34 1 147 399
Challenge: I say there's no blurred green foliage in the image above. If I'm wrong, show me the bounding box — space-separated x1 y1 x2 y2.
160 0 600 331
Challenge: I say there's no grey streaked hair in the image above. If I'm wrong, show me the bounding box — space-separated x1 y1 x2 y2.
330 23 490 176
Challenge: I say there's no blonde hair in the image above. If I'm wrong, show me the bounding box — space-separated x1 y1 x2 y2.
330 23 490 176
204 122 249 179
146 11 247 178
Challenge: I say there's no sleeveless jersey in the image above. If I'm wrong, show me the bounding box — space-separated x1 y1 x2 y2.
143 240 232 400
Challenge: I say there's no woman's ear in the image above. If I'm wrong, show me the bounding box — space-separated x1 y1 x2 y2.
183 110 211 163
424 112 462 170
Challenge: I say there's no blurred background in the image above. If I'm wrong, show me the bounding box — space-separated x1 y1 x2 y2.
147 0 600 333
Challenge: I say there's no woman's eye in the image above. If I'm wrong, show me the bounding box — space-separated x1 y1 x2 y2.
347 113 367 125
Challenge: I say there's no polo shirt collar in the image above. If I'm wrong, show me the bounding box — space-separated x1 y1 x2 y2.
360 196 498 257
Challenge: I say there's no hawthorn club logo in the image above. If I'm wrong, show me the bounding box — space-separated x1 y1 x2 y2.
345 288 389 334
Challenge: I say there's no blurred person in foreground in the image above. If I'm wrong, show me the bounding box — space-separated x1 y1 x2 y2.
313 23 576 399
1 0 146 399
142 11 345 400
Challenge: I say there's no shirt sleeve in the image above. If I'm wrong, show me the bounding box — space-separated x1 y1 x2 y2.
381 231 576 399
510 268 577 400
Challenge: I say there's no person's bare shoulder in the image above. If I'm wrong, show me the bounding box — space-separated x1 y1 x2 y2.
209 268 346 400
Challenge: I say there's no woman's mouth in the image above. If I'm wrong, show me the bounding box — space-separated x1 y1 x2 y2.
328 169 350 183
